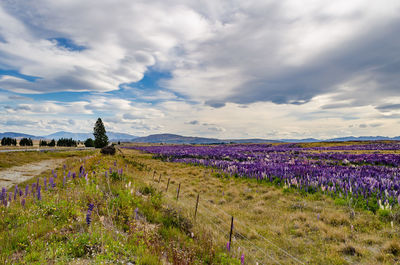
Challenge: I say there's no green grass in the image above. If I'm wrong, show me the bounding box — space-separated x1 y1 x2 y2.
0 153 238 264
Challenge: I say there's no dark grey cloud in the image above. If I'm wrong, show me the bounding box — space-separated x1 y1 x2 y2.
186 120 199 125
376 104 400 111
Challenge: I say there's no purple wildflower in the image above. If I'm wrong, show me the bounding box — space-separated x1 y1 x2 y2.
19 188 22 197
134 207 139 220
14 185 18 200
109 167 112 174
114 161 117 167
241 253 244 264
67 171 71 178
63 164 66 170
37 185 41 200
25 185 29 196
21 198 26 207
72 172 76 179
226 241 230 252
86 203 94 225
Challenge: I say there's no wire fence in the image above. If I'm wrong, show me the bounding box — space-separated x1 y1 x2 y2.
137 167 305 265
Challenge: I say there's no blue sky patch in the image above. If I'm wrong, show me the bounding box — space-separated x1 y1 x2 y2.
0 69 41 82
50 37 87 51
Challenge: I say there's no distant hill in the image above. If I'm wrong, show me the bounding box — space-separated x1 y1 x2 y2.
44 131 138 141
1 131 400 143
0 131 137 141
325 136 398 142
131 134 227 144
132 134 281 144
0 132 40 139
280 138 319 143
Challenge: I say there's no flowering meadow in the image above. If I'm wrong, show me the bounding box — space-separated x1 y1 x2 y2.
0 153 240 264
129 142 400 213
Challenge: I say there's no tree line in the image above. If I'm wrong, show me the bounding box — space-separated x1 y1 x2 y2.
1 137 78 147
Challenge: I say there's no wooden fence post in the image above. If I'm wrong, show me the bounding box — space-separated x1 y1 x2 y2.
229 216 234 252
194 193 200 220
166 178 170 192
176 183 181 200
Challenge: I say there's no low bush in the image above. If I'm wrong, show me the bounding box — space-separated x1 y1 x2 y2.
101 145 116 155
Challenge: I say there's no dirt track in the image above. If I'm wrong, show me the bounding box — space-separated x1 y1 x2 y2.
0 159 64 190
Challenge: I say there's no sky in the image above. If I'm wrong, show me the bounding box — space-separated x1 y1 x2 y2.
0 0 399 139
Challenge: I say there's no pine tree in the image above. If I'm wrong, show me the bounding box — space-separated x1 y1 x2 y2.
93 118 108 148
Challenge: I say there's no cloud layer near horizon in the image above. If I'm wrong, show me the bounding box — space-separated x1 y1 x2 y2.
0 0 399 139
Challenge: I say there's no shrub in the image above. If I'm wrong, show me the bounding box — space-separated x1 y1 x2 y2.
19 138 33 146
84 138 94 147
101 145 116 155
57 138 77 147
48 139 56 147
1 137 17 146
39 140 47 147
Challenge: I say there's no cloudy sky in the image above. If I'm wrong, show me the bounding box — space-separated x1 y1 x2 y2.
0 0 399 139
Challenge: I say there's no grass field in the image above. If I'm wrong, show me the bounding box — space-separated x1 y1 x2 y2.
0 150 95 170
121 148 400 265
1 145 399 264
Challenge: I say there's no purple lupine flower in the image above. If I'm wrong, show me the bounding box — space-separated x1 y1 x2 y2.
67 171 71 178
114 161 117 167
53 172 57 179
105 171 108 178
109 167 112 174
72 172 76 179
21 198 26 207
14 185 18 200
44 177 47 191
49 177 54 189
37 185 41 200
86 203 94 225
241 253 244 264
19 188 22 197
226 241 230 252
63 164 66 170
134 207 139 220
25 185 29 196
79 165 83 173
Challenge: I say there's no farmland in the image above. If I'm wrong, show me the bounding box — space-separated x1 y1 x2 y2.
1 142 400 264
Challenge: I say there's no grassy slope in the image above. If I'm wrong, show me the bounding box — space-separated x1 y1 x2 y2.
0 152 238 264
121 148 400 265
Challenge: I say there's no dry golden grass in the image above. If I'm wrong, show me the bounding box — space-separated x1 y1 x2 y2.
0 150 95 170
121 148 400 265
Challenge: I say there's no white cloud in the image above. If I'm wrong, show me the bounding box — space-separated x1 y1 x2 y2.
0 0 400 138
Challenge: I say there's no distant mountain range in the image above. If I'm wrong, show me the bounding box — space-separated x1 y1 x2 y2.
0 131 138 141
1 131 400 144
